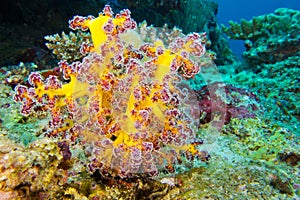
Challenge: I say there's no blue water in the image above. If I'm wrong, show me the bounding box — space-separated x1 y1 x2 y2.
217 0 300 57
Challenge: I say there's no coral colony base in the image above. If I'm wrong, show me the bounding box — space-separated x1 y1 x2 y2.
14 5 211 178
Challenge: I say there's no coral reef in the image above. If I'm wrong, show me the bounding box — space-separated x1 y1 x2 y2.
3 79 300 198
219 7 299 132
222 8 300 65
0 2 299 200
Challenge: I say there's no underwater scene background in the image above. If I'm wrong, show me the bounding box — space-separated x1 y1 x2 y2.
0 0 299 199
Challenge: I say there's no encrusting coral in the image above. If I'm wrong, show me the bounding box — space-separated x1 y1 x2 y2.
14 5 212 178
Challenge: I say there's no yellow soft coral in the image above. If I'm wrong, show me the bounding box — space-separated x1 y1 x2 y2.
15 5 208 178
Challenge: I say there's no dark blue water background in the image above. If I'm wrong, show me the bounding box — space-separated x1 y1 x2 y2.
217 0 300 58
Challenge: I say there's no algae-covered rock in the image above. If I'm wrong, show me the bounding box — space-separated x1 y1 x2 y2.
224 56 300 133
0 137 67 199
164 163 294 199
223 118 299 162
0 81 48 146
165 116 299 199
